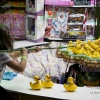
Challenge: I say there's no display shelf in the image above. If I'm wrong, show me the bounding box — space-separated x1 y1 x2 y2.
44 1 95 40
72 5 94 7
85 21 96 26
56 5 95 7
44 35 94 42
45 0 95 7
13 40 49 49
67 23 83 25
44 38 86 42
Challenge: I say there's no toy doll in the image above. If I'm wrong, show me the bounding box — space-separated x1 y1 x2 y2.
31 18 35 36
51 11 68 38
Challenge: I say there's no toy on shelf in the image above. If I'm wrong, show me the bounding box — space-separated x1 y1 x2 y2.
63 77 77 92
44 4 87 39
0 9 26 40
44 6 68 38
26 0 44 14
63 7 86 39
26 15 44 42
86 25 94 36
0 1 27 40
42 74 54 88
30 75 43 90
47 11 53 26
86 8 95 23
26 0 44 43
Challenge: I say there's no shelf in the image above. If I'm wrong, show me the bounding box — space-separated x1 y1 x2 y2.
85 22 96 26
45 0 95 7
44 36 94 42
13 40 49 49
72 5 94 7
67 23 83 25
69 14 84 17
44 38 86 42
0 6 25 10
45 4 94 8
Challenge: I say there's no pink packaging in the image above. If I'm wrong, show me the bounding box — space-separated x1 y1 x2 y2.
45 0 74 6
2 14 11 29
9 14 13 35
90 1 95 5
12 14 25 39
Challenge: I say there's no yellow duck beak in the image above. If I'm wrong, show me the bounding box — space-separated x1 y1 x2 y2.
48 76 51 79
37 78 41 80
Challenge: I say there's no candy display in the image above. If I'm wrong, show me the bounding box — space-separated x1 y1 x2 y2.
56 38 100 68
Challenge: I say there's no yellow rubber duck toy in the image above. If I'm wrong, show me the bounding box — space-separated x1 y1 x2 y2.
69 41 74 47
42 74 54 88
75 39 82 45
64 77 77 92
30 75 43 90
72 47 82 54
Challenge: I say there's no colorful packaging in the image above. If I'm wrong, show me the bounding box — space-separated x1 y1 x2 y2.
12 14 26 39
2 14 11 29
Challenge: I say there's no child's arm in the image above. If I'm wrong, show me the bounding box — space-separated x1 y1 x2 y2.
6 47 41 72
6 57 27 72
6 47 28 72
8 47 41 59
8 51 22 59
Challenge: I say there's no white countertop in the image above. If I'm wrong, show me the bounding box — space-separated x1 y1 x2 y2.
1 74 100 100
13 40 49 49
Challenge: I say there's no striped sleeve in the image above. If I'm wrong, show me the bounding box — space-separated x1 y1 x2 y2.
0 52 12 64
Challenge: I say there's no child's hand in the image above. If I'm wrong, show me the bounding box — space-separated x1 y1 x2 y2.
28 46 42 53
21 47 28 57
